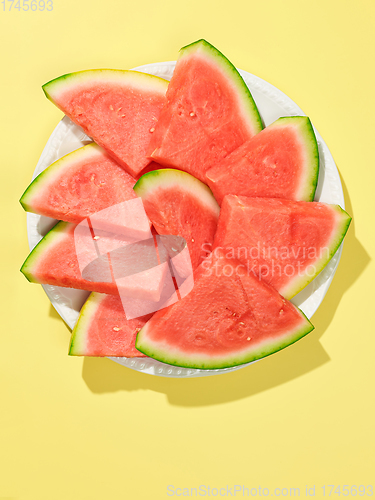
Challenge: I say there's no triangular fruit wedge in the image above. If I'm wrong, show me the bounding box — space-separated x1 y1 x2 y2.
20 143 137 223
20 221 186 304
20 221 153 295
136 254 314 370
148 39 263 182
213 196 351 299
43 70 168 177
134 169 220 270
21 221 117 294
69 292 150 357
206 116 319 204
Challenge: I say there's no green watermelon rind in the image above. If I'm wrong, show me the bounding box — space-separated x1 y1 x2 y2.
69 292 100 356
20 221 70 283
180 39 263 136
133 168 220 217
135 308 314 370
19 143 102 214
268 116 319 202
42 69 169 104
281 205 351 299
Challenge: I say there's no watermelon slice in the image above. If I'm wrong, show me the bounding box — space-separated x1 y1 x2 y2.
69 292 150 356
206 116 319 204
134 169 220 270
21 221 117 294
43 70 168 177
20 219 162 296
213 196 351 299
20 143 137 223
148 39 263 182
20 218 190 312
136 254 314 370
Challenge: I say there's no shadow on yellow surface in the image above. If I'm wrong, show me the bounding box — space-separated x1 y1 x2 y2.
80 175 369 406
82 328 328 406
311 175 370 336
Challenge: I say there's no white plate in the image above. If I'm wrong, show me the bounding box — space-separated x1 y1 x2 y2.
26 62 345 378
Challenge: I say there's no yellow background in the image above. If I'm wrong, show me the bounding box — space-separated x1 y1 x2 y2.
1 0 374 499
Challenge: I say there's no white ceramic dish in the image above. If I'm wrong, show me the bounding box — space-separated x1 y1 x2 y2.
26 62 345 378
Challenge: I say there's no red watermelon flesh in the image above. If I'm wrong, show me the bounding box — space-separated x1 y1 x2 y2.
213 196 351 299
69 292 150 357
134 169 220 270
20 220 188 309
42 70 168 177
136 254 313 369
21 221 117 294
206 116 319 205
148 39 263 182
20 221 153 295
135 161 166 180
89 197 152 243
20 143 137 224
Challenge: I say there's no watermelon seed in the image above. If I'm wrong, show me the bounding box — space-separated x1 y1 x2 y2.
113 327 120 332
109 105 114 111
121 115 126 118
149 127 155 133
117 107 122 113
239 322 245 326
93 236 100 240
191 238 195 243
190 112 195 117
247 337 251 341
